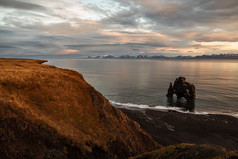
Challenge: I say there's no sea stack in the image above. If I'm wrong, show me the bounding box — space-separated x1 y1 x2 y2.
166 77 196 102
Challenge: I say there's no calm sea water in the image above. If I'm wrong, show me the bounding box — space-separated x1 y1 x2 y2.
47 59 238 116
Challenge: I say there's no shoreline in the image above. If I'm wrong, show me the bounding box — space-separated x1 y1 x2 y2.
120 108 238 150
111 100 238 119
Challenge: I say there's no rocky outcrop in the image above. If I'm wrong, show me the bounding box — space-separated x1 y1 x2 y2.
0 58 159 159
166 77 196 102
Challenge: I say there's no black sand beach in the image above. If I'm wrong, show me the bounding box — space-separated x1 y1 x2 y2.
121 108 238 150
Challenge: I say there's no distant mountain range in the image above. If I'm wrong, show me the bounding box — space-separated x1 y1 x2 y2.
88 54 238 60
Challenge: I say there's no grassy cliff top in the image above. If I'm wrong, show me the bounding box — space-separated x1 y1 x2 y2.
0 58 159 158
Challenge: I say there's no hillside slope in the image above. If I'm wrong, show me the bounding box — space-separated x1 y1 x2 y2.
0 58 159 158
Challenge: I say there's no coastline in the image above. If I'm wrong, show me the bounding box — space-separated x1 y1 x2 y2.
1 58 237 158
111 100 238 119
121 108 238 150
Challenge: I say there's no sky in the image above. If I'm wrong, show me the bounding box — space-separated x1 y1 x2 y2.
0 0 238 57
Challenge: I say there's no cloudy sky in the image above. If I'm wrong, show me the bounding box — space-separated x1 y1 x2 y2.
0 0 238 56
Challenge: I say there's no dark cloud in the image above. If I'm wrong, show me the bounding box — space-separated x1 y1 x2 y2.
0 29 13 34
196 34 238 42
103 8 139 26
64 41 167 55
92 35 114 39
131 48 139 51
112 0 238 32
0 45 17 48
126 42 167 47
0 0 46 10
195 0 238 10
0 27 66 55
177 32 238 42
66 42 166 49
16 41 58 49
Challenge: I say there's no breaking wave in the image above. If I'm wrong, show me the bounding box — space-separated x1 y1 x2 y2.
110 100 238 118
110 100 185 112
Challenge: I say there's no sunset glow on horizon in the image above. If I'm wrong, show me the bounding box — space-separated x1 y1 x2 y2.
0 0 238 56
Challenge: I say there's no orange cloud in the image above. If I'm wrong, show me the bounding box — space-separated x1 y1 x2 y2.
101 30 168 44
57 49 79 55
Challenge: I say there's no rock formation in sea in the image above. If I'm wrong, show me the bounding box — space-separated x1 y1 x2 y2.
0 58 159 159
166 77 196 102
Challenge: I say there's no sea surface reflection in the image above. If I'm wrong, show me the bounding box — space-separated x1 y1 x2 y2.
47 59 238 114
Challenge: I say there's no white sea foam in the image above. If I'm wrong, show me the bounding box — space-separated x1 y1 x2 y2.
110 100 183 112
110 100 224 116
193 111 209 115
110 100 150 109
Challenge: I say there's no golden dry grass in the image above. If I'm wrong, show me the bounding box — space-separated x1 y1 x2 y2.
0 58 159 158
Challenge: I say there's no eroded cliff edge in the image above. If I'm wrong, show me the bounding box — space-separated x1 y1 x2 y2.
0 58 159 159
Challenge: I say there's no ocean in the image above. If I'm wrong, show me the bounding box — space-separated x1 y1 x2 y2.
47 59 238 116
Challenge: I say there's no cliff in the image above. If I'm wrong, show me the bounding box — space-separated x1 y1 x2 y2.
0 58 159 159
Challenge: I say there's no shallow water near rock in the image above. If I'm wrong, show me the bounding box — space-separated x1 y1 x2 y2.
47 59 238 116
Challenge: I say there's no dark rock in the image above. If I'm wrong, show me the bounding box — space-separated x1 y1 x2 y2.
166 83 174 97
167 97 195 112
167 77 196 102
